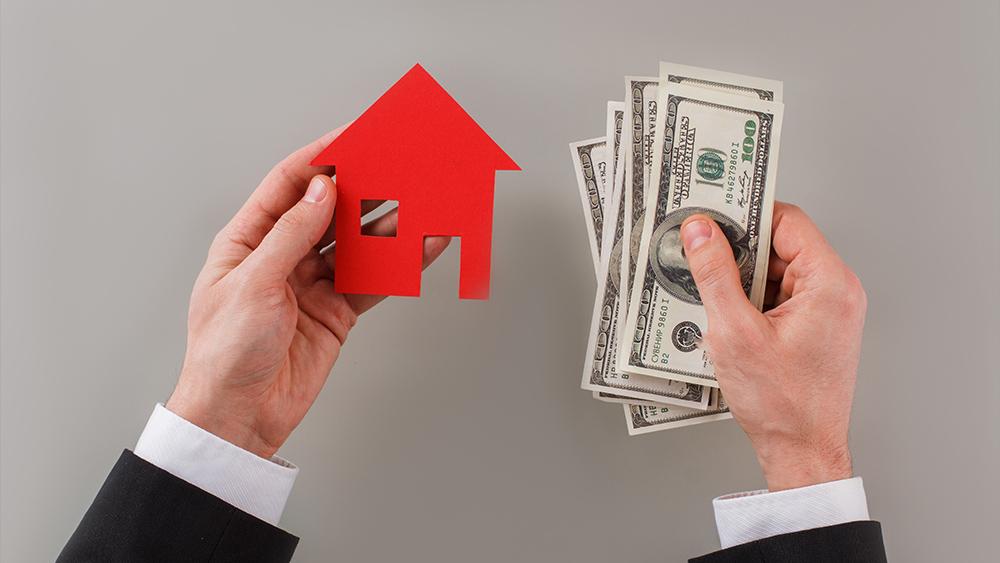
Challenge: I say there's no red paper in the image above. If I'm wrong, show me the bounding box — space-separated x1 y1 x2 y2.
311 63 519 299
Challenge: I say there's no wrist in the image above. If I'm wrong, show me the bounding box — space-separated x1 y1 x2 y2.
756 441 853 491
166 384 277 459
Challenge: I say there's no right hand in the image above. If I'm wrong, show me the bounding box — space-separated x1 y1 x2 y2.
166 128 451 459
679 202 867 491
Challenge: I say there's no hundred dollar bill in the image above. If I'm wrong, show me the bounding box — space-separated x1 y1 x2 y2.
620 79 784 387
618 70 780 333
617 64 781 379
606 101 625 191
623 388 731 435
595 392 673 408
614 78 712 399
580 129 710 410
620 77 659 315
591 101 629 403
659 62 783 103
569 137 610 274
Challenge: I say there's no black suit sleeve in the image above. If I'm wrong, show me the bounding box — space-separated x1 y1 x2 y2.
689 521 886 563
58 450 298 563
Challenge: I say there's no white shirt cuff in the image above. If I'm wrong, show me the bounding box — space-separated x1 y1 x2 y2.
133 403 298 526
713 476 870 549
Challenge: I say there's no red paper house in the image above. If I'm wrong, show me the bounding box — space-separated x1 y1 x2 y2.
311 64 518 299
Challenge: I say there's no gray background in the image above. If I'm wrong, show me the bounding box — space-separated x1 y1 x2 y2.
2 1 998 561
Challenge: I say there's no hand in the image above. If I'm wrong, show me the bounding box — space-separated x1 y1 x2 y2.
680 202 867 491
166 128 450 458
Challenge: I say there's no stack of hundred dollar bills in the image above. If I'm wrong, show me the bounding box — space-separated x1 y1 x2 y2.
570 62 784 435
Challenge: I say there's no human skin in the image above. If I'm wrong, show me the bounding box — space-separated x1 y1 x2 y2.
165 127 450 459
680 203 867 491
167 129 865 492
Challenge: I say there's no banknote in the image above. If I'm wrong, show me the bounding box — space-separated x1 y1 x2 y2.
606 101 625 190
569 137 610 274
571 64 785 433
623 388 731 435
620 77 660 317
659 62 783 103
574 101 626 286
605 78 712 403
591 101 629 403
595 392 674 408
617 65 781 380
620 79 785 387
580 126 711 410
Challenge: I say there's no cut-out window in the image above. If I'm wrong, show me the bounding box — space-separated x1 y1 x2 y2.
361 200 399 237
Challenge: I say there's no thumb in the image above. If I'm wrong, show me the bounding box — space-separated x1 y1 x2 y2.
680 215 759 325
244 175 336 281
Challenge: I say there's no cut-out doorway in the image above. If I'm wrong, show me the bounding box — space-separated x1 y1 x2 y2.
421 235 460 297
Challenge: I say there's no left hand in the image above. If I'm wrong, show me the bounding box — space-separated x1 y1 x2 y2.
166 127 451 458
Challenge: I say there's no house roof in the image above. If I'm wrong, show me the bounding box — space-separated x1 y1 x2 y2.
311 64 519 171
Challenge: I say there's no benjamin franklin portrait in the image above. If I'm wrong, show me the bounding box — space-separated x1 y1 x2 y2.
650 207 755 305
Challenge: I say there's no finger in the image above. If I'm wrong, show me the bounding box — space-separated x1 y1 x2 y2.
342 235 452 315
363 207 398 237
769 202 832 265
298 280 358 347
769 202 854 302
319 206 400 265
774 280 793 309
290 252 333 293
219 125 347 254
680 215 760 327
317 198 389 249
422 236 452 267
767 251 788 282
763 280 779 310
763 281 791 312
240 176 337 281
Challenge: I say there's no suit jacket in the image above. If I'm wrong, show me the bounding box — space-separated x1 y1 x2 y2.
59 450 886 562
691 520 887 563
58 450 297 563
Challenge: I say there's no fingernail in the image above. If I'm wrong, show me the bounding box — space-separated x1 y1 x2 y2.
304 177 327 203
682 219 712 251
